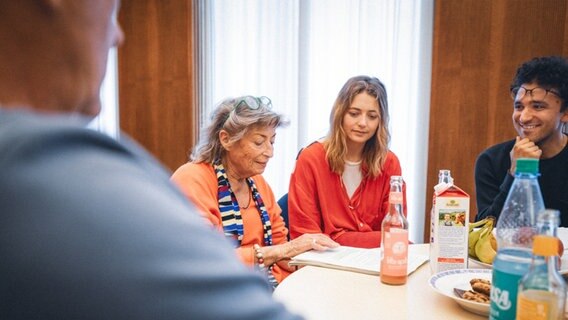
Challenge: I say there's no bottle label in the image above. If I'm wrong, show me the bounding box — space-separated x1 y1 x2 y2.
490 268 522 320
389 191 402 204
517 292 553 320
380 228 408 276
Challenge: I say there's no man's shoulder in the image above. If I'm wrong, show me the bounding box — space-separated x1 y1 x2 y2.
0 110 101 166
475 139 515 179
0 109 170 184
0 109 86 141
0 109 114 148
480 139 516 157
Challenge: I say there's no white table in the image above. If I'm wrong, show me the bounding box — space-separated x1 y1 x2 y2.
274 244 485 320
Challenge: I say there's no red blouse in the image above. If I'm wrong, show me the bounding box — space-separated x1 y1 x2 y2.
288 142 406 248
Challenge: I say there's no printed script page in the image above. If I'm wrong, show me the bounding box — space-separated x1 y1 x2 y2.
289 245 429 276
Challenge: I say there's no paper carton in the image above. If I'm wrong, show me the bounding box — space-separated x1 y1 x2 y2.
429 183 470 274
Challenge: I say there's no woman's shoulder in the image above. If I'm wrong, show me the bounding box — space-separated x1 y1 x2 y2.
384 150 401 166
171 162 216 184
296 141 325 161
173 161 214 174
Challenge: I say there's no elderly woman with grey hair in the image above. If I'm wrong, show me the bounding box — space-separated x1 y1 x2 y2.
171 96 338 287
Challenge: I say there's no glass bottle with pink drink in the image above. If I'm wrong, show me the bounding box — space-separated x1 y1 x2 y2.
380 175 409 285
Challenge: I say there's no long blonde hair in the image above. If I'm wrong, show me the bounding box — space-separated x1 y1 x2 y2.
191 96 288 163
323 76 390 178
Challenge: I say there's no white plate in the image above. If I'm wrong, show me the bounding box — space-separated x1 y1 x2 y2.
429 269 492 316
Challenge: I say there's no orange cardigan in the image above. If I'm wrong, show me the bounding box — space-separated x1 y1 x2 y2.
289 142 406 248
171 162 290 282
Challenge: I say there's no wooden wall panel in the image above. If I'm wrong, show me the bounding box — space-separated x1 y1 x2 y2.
115 0 567 242
117 0 198 171
425 0 568 241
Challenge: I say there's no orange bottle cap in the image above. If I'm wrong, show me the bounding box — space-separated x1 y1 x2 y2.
532 235 558 256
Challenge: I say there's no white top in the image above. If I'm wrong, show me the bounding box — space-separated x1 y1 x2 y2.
342 161 362 198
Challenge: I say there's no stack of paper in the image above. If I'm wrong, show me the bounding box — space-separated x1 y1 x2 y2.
289 245 429 276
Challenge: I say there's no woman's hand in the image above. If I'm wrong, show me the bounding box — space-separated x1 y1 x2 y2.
258 234 338 267
277 234 339 272
285 233 339 258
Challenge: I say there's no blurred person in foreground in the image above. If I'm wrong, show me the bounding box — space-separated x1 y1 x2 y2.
288 75 406 248
0 1 303 319
475 56 568 226
171 96 338 287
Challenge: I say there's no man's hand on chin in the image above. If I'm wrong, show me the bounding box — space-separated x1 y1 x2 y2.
509 136 542 174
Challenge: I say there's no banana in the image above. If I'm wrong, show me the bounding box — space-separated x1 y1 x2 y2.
475 221 497 264
468 227 486 257
489 232 497 251
469 218 490 232
468 217 490 258
468 217 496 260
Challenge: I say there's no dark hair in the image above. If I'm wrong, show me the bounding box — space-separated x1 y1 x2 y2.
510 56 568 111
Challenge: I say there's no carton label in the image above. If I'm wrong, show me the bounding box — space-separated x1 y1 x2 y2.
430 184 469 273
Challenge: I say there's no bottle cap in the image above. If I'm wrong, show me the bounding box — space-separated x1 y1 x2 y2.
536 209 560 230
515 158 539 174
532 235 558 256
390 175 404 184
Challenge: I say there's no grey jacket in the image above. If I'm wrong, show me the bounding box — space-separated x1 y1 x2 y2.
0 109 301 320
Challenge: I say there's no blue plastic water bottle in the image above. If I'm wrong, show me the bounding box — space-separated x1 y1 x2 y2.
489 158 544 320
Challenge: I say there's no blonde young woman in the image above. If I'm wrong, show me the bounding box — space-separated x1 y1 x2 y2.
171 96 337 286
289 76 406 248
